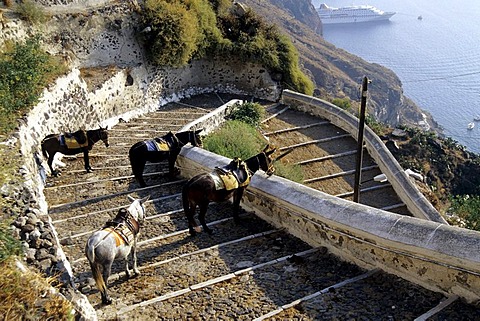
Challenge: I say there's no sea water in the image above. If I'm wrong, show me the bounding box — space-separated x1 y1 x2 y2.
312 0 480 154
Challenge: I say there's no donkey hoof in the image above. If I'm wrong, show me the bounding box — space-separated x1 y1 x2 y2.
102 297 113 305
129 268 140 277
205 227 214 235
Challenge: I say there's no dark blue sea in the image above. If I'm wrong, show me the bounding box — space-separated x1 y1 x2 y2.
312 0 480 154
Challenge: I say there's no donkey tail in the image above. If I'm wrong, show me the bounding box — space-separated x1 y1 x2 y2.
182 182 190 214
41 141 48 159
86 241 107 297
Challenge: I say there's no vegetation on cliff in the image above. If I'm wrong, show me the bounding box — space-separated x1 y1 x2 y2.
0 220 73 320
0 36 66 136
353 111 480 230
141 0 314 94
387 127 480 230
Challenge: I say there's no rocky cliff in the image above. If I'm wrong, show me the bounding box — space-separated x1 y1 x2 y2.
241 0 440 132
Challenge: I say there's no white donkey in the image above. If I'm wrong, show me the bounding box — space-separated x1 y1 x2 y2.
85 195 149 304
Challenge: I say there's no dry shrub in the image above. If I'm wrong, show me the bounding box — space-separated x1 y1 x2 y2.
0 258 74 321
3 0 14 8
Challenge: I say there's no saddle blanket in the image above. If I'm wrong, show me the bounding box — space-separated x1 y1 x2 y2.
145 139 169 152
103 225 135 247
60 135 88 149
209 169 250 191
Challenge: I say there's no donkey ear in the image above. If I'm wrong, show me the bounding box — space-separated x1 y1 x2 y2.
262 144 270 152
140 195 150 204
266 148 277 156
128 195 135 202
196 128 204 134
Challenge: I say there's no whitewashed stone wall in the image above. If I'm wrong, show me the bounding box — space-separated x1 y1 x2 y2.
19 59 279 192
177 146 480 304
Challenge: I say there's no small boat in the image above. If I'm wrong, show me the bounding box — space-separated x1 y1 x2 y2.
417 15 423 20
467 122 475 130
474 116 480 121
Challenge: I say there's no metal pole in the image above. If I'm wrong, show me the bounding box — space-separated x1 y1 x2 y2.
353 76 369 203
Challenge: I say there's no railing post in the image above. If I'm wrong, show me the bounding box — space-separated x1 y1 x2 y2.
353 76 369 203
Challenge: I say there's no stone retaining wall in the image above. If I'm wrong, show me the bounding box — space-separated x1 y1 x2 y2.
177 146 480 303
281 89 446 224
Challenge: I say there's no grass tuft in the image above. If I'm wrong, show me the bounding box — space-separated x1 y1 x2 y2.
203 119 304 181
0 257 74 320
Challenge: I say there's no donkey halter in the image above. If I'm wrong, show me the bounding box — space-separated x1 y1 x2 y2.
257 152 275 175
189 130 202 146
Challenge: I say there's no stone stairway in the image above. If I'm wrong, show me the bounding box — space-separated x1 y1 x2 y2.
43 93 478 320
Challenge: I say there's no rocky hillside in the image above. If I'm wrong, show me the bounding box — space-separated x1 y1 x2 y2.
384 128 480 215
242 0 440 132
240 0 480 220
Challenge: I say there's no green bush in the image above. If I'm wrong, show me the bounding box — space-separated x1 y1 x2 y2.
203 120 304 182
203 120 268 159
274 162 304 183
186 0 225 57
207 0 231 15
449 195 480 231
142 1 314 94
331 97 351 111
0 36 66 135
365 114 388 136
143 0 200 66
228 102 265 127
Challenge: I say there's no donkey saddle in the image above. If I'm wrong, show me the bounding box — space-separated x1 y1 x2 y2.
103 208 140 246
63 129 88 149
211 158 251 191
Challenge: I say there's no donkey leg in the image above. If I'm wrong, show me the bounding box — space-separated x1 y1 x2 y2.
48 153 59 176
88 261 110 304
168 154 180 179
133 160 147 187
84 151 93 173
186 205 199 236
100 262 113 304
131 240 140 276
232 189 245 223
125 255 132 278
90 261 113 305
198 202 213 234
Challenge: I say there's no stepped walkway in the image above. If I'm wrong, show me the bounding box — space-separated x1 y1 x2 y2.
43 93 478 320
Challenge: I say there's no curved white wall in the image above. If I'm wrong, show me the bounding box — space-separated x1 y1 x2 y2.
177 146 480 303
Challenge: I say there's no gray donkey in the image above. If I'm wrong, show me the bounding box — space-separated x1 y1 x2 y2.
85 195 149 304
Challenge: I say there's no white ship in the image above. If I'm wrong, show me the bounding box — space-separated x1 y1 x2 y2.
317 3 396 25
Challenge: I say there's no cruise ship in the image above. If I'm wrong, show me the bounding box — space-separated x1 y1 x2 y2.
317 3 396 25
